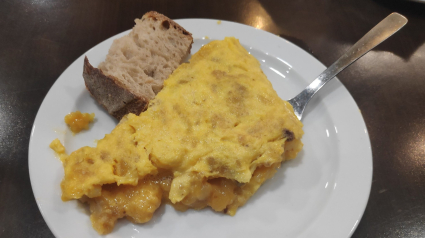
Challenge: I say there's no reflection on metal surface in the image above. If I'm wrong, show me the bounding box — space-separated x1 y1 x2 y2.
287 13 407 120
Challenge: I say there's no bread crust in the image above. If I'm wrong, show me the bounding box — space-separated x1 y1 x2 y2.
83 11 193 120
83 57 148 120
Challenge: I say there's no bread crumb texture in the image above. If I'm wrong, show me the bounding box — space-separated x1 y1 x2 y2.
99 12 193 99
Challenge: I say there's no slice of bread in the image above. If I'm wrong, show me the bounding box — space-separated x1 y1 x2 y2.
83 11 193 120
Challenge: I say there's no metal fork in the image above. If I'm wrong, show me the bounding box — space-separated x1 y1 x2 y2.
287 13 408 120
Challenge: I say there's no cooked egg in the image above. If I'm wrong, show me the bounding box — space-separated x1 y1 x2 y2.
64 111 95 133
58 37 303 234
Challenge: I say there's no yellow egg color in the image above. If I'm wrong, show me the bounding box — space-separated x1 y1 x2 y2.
64 111 95 133
58 37 303 234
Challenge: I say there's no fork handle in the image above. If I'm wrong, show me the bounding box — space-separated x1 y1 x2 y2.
288 12 407 120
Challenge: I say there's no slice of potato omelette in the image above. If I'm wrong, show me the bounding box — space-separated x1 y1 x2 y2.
60 37 303 234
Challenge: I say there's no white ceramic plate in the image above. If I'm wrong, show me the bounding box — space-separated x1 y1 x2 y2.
29 19 372 238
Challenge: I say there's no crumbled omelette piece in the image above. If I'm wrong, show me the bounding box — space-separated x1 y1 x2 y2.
64 111 95 133
50 138 66 154
59 37 303 234
49 138 68 161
